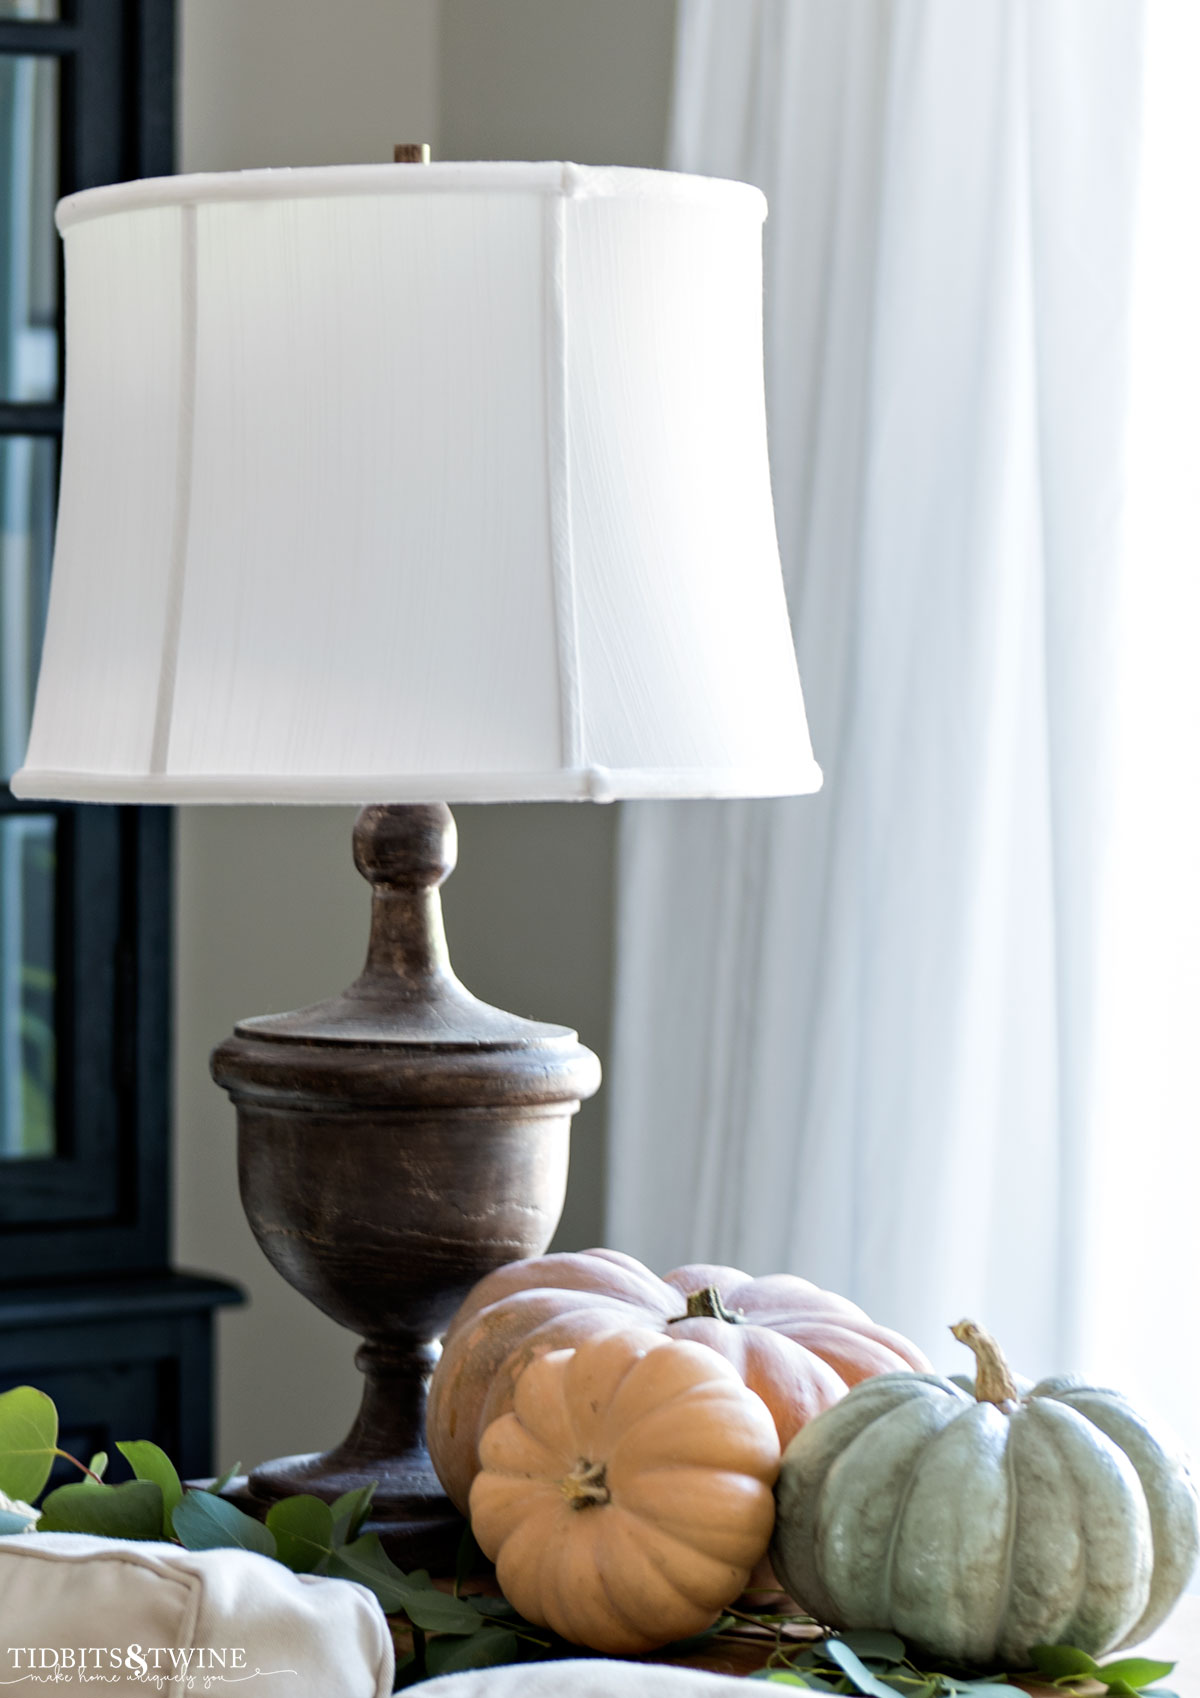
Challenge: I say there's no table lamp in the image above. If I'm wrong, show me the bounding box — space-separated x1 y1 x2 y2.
11 159 821 1563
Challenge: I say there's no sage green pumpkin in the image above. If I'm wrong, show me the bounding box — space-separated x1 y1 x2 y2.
771 1321 1200 1670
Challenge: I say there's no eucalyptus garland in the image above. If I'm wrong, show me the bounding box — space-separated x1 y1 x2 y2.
0 1386 1181 1693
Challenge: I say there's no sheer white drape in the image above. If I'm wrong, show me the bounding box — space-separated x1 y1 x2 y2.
1083 5 1200 1452
607 0 1145 1380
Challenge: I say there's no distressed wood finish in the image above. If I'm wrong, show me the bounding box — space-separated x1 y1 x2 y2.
211 803 600 1567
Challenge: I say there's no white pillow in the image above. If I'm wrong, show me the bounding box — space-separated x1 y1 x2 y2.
0 1532 394 1696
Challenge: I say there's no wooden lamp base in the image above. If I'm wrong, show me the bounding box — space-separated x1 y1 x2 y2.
210 803 601 1567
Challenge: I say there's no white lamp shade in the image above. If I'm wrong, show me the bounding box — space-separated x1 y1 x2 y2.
13 162 821 804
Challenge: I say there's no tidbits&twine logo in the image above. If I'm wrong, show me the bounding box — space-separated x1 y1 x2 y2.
1 1645 296 1688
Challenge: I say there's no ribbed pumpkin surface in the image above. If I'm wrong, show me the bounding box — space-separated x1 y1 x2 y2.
428 1247 930 1515
469 1328 780 1653
771 1359 1200 1668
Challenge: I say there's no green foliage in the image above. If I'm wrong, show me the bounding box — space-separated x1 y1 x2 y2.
207 1460 242 1496
425 1629 523 1676
1100 1662 1177 1693
824 1638 907 1698
265 1494 334 1573
400 1584 485 1636
39 1480 164 1540
0 1386 1183 1695
326 1531 414 1613
116 1441 182 1537
173 1489 276 1557
748 1634 1177 1697
330 1483 375 1545
0 1385 59 1502
1031 1647 1102 1681
1031 1647 1177 1697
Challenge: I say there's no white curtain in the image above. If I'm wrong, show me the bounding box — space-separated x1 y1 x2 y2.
1081 6 1200 1450
607 0 1146 1384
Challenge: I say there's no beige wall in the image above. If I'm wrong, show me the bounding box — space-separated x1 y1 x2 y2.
179 0 441 170
174 0 676 1470
439 0 676 167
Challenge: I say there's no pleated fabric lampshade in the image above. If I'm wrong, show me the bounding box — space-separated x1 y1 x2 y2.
12 161 819 805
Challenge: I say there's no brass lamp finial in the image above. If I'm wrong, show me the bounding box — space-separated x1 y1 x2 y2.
393 143 431 164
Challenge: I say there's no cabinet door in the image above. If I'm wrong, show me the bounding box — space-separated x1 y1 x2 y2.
0 1 175 1278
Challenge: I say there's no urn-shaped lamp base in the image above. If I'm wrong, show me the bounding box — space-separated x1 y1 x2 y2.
210 803 601 1564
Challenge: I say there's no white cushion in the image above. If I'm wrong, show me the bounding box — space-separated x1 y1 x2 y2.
0 1532 393 1695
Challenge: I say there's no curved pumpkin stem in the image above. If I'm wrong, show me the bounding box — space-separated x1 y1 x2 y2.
951 1318 1020 1406
668 1286 744 1325
561 1458 611 1510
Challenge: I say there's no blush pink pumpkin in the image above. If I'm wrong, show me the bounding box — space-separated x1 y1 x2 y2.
427 1247 930 1515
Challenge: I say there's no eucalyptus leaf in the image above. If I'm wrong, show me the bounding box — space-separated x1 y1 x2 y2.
942 1682 1017 1696
265 1494 334 1573
0 1386 58 1503
87 1452 109 1482
470 1597 519 1620
425 1628 522 1676
826 1638 909 1698
838 1633 908 1664
748 1675 809 1685
38 1480 163 1540
207 1461 242 1496
1031 1647 1102 1682
1099 1661 1176 1690
173 1488 275 1557
325 1532 413 1614
329 1483 375 1546
402 1586 486 1635
116 1441 182 1536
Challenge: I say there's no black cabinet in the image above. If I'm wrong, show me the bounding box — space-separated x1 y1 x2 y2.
0 0 241 1472
0 1274 239 1486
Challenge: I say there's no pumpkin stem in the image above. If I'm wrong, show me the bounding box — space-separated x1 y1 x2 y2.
668 1285 744 1325
951 1319 1020 1406
561 1458 611 1510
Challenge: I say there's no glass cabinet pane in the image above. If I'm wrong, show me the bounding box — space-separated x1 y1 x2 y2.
0 55 60 402
0 812 55 1158
0 435 55 778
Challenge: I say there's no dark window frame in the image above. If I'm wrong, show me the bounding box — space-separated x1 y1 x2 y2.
0 0 175 1281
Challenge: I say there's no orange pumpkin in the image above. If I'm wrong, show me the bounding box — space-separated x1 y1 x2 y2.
428 1248 930 1514
469 1327 780 1653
